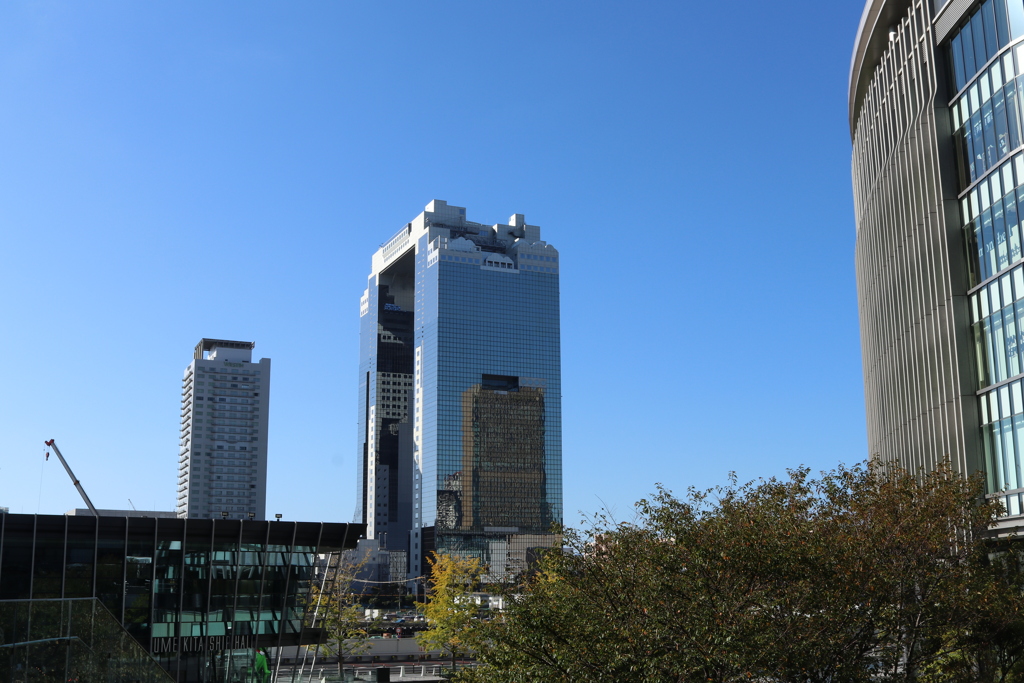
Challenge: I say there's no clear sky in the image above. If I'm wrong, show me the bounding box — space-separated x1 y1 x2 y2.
0 0 868 524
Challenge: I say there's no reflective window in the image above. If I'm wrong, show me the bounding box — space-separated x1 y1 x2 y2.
979 375 1024 515
961 151 1024 283
949 0 1024 93
969 260 1024 385
951 48 1024 187
420 259 563 542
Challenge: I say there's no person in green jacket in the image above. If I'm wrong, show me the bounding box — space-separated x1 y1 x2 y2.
254 648 271 683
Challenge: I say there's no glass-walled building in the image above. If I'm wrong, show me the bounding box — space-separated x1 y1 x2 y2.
0 513 362 682
357 200 562 581
851 0 1024 526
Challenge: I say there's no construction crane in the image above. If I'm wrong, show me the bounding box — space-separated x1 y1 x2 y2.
44 439 99 517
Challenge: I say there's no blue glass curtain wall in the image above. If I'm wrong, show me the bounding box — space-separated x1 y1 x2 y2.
962 152 1024 285
949 0 1024 189
952 49 1024 187
970 260 1024 386
978 378 1024 514
949 3 1024 518
950 0 1024 93
415 242 563 576
427 257 562 537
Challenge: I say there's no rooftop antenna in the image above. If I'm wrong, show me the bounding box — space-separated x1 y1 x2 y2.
128 499 137 511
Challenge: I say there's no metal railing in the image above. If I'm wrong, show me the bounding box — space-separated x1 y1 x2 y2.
0 597 173 682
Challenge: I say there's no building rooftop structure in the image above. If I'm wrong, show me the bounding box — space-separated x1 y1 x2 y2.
193 339 256 359
66 508 177 518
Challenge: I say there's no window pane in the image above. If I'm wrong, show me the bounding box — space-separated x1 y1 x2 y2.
953 34 967 89
976 221 989 281
978 322 992 385
997 198 1011 271
1007 190 1021 263
1007 82 1022 151
984 426 997 492
997 0 1011 46
985 100 998 166
1013 413 1024 489
1017 300 1024 373
965 20 979 77
1008 300 1021 377
984 0 1000 62
984 208 999 276
1003 417 1018 488
1011 0 1024 39
974 110 986 179
985 317 998 384
958 125 972 189
966 113 978 182
997 309 1009 381
995 86 1011 159
973 12 989 71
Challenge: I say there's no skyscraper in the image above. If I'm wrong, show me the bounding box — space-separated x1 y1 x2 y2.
178 339 271 520
850 0 1024 527
358 200 562 579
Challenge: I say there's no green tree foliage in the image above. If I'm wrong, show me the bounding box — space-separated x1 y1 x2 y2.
460 461 1024 683
305 553 377 676
417 551 487 671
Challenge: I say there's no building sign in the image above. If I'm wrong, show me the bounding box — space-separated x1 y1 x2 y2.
151 634 256 654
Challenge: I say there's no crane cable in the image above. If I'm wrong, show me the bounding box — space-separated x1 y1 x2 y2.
37 446 48 514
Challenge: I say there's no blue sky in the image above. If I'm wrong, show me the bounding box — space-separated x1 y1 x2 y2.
0 0 868 524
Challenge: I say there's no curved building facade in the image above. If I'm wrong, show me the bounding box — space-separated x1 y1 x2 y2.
852 0 1024 521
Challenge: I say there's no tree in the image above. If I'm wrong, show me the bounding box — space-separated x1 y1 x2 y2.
918 542 1024 683
305 552 377 677
416 551 487 674
460 461 1024 683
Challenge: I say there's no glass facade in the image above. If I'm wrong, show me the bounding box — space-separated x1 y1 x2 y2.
950 0 1024 188
949 1 1024 517
358 201 562 580
420 255 562 536
949 0 1023 93
962 152 1024 284
419 245 563 576
978 376 1024 512
970 260 1024 385
0 513 360 682
952 47 1023 186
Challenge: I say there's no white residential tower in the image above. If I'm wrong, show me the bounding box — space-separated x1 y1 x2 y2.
177 339 271 520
